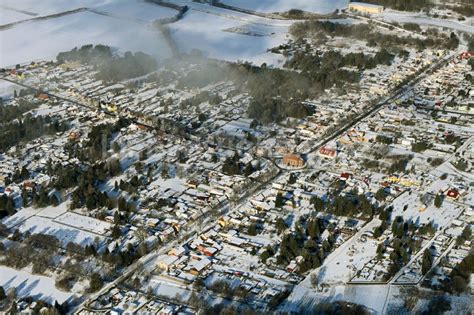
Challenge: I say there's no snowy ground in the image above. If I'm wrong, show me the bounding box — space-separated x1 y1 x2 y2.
168 10 289 66
15 216 106 247
220 0 349 14
0 266 76 304
36 202 69 219
390 190 464 228
2 204 108 247
92 0 179 23
0 7 34 25
284 282 389 314
376 10 474 34
1 0 330 68
55 212 112 235
301 219 381 286
0 3 173 67
0 80 21 100
0 0 102 16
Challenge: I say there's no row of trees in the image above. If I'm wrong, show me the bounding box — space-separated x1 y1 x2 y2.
290 20 459 51
286 48 394 75
0 115 69 152
0 98 37 125
443 251 474 293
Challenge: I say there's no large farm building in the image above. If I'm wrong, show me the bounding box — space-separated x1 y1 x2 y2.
348 2 384 14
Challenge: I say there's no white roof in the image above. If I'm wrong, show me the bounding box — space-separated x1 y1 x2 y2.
349 2 384 9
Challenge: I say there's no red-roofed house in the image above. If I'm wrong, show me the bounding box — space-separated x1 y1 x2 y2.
318 147 337 159
446 189 460 200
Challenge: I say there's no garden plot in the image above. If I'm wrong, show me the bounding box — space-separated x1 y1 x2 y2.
0 80 20 99
217 245 261 271
15 216 105 247
148 276 193 301
54 212 112 235
2 207 40 229
36 202 69 219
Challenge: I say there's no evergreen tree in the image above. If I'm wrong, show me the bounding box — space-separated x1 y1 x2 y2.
0 286 5 300
5 197 15 216
243 163 254 177
88 273 103 292
275 217 287 234
111 224 121 239
275 193 284 208
434 194 443 208
421 249 433 275
288 173 297 185
247 223 258 236
161 162 169 179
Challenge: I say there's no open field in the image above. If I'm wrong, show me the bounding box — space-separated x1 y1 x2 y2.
221 0 349 14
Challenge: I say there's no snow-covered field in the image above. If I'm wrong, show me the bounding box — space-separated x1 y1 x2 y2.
15 216 106 247
0 80 20 100
0 10 172 67
36 203 69 219
221 0 349 14
1 0 311 68
2 205 108 247
0 266 75 304
303 219 381 286
0 0 105 16
55 212 112 235
0 7 34 25
169 10 289 65
376 10 474 34
92 0 179 23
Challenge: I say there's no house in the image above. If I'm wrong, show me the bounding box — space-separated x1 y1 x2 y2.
188 257 212 275
286 260 298 273
318 147 337 159
197 245 218 257
146 218 160 228
68 131 81 141
157 255 179 271
282 154 304 168
446 189 460 200
36 93 49 101
340 172 352 181
169 245 186 257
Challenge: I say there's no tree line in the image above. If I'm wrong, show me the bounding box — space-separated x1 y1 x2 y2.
0 114 70 152
289 20 459 51
56 44 158 82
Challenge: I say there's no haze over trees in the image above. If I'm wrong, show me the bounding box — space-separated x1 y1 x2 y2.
56 45 157 82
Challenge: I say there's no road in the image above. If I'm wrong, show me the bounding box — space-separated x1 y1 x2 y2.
307 49 460 154
71 162 282 313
